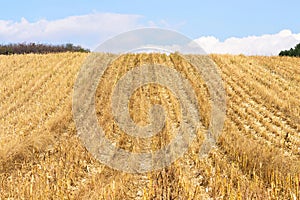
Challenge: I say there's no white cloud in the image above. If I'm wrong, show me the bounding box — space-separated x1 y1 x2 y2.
0 13 143 49
1 14 299 56
195 30 300 56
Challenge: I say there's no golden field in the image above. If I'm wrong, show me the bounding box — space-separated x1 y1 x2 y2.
0 52 299 199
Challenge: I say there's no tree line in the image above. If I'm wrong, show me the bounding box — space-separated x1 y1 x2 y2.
0 43 90 55
279 43 300 57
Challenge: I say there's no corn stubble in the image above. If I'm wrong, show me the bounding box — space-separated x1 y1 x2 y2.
0 52 299 199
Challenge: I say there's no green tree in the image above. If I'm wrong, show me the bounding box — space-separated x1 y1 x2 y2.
279 43 300 57
0 43 90 55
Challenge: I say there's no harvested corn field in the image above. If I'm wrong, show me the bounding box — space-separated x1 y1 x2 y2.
0 52 299 199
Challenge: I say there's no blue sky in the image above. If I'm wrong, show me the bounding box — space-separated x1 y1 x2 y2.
1 0 300 55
